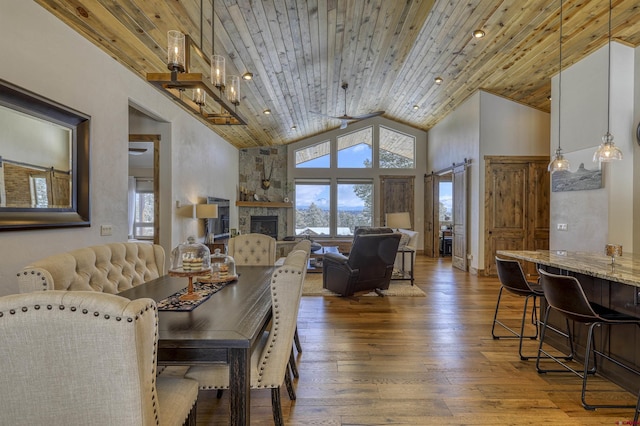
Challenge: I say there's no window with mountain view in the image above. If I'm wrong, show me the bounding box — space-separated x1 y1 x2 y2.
337 127 372 168
379 126 415 168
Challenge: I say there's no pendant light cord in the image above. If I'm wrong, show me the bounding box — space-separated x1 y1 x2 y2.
557 0 563 152
606 0 612 135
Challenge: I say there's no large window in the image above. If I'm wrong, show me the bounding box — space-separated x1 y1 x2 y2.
379 126 415 168
295 140 330 168
337 180 373 235
294 181 330 236
290 122 420 237
337 127 372 168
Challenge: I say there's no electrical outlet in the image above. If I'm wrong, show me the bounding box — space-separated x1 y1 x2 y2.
557 223 567 231
100 224 113 236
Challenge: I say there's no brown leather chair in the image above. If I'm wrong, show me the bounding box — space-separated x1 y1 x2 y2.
322 228 400 296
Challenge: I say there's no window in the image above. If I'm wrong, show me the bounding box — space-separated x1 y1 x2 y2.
439 181 452 222
295 140 330 168
134 178 154 239
294 181 330 236
337 127 372 168
337 180 373 235
379 126 415 168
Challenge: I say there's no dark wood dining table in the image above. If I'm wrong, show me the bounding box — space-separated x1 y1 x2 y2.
118 265 274 426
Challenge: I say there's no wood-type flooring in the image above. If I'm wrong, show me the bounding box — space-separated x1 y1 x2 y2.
192 256 639 425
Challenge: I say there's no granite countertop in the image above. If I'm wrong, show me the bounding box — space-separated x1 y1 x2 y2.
496 250 640 288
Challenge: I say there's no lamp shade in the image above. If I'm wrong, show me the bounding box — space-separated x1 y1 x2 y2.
386 212 411 229
195 204 218 219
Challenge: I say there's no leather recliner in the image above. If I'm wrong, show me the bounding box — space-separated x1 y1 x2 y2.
322 228 400 296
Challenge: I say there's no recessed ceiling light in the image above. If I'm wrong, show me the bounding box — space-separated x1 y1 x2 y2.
242 72 253 80
263 109 271 115
472 29 486 39
434 76 443 84
413 105 420 110
291 125 297 130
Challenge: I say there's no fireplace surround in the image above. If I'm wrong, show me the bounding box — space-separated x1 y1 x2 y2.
250 215 278 239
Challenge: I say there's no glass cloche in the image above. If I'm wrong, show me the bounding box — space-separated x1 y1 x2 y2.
210 248 236 280
170 236 211 273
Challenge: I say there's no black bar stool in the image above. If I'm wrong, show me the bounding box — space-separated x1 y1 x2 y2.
536 269 640 410
492 257 544 360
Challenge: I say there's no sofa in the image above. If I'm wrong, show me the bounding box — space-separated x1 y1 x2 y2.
17 242 165 294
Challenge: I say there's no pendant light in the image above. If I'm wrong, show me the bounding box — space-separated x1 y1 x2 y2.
548 0 570 173
593 0 623 163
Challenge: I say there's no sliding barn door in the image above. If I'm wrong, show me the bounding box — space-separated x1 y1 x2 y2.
423 173 439 258
451 163 468 271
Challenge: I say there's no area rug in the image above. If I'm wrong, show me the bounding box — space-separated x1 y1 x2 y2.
302 273 426 297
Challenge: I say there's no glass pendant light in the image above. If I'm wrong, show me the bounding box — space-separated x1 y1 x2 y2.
548 0 570 173
593 0 622 163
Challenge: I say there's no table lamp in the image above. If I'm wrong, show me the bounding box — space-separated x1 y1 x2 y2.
386 212 411 230
195 204 218 244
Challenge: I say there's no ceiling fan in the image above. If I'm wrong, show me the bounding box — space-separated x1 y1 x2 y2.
317 83 385 129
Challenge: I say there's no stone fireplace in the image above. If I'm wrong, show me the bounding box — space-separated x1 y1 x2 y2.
250 215 278 239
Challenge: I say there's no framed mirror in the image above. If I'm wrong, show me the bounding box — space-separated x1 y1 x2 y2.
0 79 90 230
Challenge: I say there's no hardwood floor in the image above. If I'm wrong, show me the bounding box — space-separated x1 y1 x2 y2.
192 255 638 425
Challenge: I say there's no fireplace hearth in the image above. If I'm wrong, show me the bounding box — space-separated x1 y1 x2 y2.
250 215 278 239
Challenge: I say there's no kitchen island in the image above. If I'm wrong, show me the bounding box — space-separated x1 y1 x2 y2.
497 250 640 393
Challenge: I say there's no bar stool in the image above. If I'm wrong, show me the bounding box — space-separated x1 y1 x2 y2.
536 269 640 410
492 256 544 360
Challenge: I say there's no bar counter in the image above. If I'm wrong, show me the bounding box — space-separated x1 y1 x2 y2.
497 249 640 288
497 249 640 393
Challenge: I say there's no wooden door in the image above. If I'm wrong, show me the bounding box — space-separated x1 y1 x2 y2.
423 173 439 257
380 175 415 227
484 156 549 277
452 162 468 271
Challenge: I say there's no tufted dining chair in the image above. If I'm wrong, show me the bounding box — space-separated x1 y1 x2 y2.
228 233 277 266
0 290 199 426
185 262 305 426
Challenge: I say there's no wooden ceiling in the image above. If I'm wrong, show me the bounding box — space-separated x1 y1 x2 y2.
35 0 640 149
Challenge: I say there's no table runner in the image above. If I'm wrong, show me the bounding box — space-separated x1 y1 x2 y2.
157 281 229 311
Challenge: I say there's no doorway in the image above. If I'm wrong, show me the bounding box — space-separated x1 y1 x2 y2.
438 175 452 257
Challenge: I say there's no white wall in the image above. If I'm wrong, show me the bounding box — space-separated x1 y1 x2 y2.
0 1 238 295
427 91 550 273
549 42 635 252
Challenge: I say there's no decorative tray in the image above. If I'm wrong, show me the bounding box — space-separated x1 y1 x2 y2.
196 273 239 284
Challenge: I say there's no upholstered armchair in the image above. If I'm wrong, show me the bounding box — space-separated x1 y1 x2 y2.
0 290 198 426
322 229 401 296
228 233 277 266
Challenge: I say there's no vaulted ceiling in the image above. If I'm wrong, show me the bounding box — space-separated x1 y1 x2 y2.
35 0 640 149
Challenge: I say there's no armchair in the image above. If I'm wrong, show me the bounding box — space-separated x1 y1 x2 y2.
322 229 401 296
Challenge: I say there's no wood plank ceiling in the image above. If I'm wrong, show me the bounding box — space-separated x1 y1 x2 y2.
35 0 640 149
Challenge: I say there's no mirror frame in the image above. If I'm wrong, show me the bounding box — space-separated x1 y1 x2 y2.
0 79 90 230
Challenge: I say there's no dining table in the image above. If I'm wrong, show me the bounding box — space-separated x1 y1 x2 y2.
118 265 274 426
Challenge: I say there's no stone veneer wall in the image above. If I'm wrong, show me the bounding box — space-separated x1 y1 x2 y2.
238 146 290 239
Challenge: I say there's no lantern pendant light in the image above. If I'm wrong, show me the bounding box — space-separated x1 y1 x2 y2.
593 0 623 163
548 0 570 173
